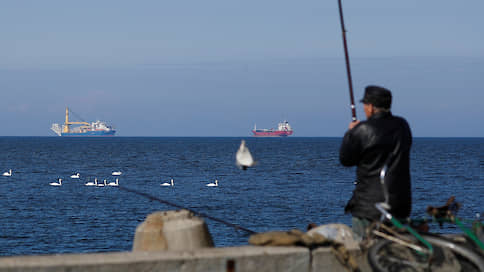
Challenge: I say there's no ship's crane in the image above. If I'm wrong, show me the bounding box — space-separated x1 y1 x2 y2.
63 107 90 133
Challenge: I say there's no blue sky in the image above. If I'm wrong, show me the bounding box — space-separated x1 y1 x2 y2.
0 1 483 136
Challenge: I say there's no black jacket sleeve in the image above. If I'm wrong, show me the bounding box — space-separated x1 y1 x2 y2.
339 124 365 166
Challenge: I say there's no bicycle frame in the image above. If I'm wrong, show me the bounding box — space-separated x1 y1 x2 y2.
373 159 484 258
374 202 434 256
374 158 434 256
368 160 484 271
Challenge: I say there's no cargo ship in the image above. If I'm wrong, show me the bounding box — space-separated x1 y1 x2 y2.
252 120 293 137
51 107 116 137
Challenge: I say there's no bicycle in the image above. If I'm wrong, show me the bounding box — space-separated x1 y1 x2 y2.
364 162 484 272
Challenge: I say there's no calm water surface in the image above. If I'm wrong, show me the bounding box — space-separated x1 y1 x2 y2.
0 137 482 256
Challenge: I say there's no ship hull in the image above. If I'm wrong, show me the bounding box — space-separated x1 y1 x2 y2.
252 130 293 137
61 130 116 137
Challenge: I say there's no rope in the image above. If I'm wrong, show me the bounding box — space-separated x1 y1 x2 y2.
68 107 87 122
117 185 257 235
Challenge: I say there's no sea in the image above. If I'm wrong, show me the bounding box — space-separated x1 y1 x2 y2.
0 137 482 256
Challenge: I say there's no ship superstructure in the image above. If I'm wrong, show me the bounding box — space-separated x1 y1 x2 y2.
252 120 293 137
51 107 116 136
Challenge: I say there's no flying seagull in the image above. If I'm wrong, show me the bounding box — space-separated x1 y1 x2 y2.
236 140 256 170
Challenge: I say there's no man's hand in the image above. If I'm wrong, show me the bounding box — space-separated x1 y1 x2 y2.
348 120 360 130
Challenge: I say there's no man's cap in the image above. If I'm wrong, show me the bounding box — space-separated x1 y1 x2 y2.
360 85 392 109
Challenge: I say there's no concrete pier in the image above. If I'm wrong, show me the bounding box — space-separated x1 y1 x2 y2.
0 246 372 272
0 247 313 272
0 210 371 271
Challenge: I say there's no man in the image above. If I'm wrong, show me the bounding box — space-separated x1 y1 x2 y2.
339 85 412 239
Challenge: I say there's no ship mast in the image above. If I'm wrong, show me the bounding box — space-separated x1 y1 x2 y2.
63 107 90 133
64 107 70 133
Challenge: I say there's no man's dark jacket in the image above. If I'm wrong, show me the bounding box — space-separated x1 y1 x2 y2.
340 111 412 221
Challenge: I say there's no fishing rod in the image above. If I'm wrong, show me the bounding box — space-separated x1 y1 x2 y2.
337 0 357 122
118 186 257 235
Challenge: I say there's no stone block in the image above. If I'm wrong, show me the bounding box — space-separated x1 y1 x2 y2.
132 209 214 251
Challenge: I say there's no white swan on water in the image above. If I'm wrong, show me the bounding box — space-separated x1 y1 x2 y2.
2 169 12 177
49 178 62 186
107 178 119 186
161 179 174 187
70 173 80 179
112 171 122 176
85 178 97 186
206 179 218 187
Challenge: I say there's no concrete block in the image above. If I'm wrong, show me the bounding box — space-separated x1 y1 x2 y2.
132 209 214 251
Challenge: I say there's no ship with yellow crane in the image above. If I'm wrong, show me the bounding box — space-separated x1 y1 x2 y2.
51 107 116 136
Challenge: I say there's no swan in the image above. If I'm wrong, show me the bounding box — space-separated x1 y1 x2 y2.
206 179 218 187
161 179 174 187
97 179 107 187
236 140 256 170
49 178 62 186
107 178 119 186
112 171 122 176
85 178 97 186
70 173 80 179
2 169 12 177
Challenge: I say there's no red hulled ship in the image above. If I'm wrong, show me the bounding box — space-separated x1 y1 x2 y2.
252 120 293 137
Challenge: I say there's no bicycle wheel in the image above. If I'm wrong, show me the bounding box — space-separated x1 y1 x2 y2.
368 234 484 272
